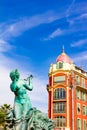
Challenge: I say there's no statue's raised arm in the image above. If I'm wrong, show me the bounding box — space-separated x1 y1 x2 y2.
23 74 33 91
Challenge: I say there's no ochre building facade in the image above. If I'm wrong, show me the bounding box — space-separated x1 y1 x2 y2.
47 49 87 130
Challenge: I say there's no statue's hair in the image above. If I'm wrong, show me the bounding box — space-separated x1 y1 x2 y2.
10 69 20 79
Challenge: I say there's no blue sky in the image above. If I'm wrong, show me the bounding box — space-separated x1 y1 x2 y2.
0 0 87 112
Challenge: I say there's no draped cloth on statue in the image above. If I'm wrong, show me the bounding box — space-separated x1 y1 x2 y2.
5 107 54 130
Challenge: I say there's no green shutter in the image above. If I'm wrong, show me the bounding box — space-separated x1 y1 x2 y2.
84 120 86 130
86 106 87 115
76 90 80 99
56 63 59 69
59 62 63 68
56 62 63 69
77 119 81 130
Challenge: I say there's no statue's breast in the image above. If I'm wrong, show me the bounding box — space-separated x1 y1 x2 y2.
17 87 26 95
15 81 27 103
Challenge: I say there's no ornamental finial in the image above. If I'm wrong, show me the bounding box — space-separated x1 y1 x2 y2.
62 45 64 53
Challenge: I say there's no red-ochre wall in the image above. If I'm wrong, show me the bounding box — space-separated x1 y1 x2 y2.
47 70 87 130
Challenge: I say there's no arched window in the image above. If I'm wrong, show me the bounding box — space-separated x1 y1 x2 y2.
54 116 66 127
54 88 66 100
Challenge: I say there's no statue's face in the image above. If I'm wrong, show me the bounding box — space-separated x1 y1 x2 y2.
10 70 20 81
11 74 19 81
15 75 20 81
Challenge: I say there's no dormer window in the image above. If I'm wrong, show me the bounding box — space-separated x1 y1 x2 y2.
56 62 63 69
59 62 63 68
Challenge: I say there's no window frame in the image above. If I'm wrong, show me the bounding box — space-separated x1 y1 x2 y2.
82 78 85 88
53 102 66 113
54 88 66 100
76 89 81 100
82 92 86 101
82 105 86 115
77 118 82 130
77 103 81 114
56 62 63 69
54 116 66 127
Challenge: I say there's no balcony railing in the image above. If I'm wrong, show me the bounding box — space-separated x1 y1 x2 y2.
54 97 66 100
53 109 66 113
76 82 87 89
54 128 70 130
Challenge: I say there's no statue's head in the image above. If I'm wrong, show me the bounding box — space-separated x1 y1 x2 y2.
10 69 20 81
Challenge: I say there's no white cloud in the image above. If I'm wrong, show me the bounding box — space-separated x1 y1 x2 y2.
71 51 87 71
44 28 63 40
71 39 87 47
43 28 69 41
0 67 13 105
72 52 87 62
0 39 14 52
29 77 48 112
0 11 64 41
76 13 87 20
66 0 75 25
0 53 48 113
65 1 87 25
44 22 87 41
69 13 87 24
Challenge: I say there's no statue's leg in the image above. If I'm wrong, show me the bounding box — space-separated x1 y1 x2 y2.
14 118 21 130
21 100 32 130
14 102 22 130
23 98 32 115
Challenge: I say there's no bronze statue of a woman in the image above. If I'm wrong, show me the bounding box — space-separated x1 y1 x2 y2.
5 69 54 130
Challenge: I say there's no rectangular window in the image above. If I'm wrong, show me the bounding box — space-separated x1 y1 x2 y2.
82 78 85 87
54 116 66 127
59 62 63 68
54 76 65 83
77 119 81 130
77 103 81 114
76 76 80 85
82 92 86 101
84 120 86 130
76 90 81 100
54 102 66 113
54 88 66 100
86 106 87 115
82 106 86 115
56 62 63 69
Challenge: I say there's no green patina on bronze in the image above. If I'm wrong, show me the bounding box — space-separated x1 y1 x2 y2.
5 69 54 130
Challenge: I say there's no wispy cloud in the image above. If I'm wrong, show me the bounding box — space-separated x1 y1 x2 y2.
0 11 64 41
72 51 87 62
71 39 87 47
44 22 87 40
0 11 65 56
66 1 87 25
66 0 75 25
0 2 86 42
69 13 87 24
76 13 87 20
71 51 87 70
0 39 14 52
44 28 63 40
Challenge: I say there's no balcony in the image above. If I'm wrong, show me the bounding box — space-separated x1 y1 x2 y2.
54 128 70 130
53 109 66 114
76 82 87 91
